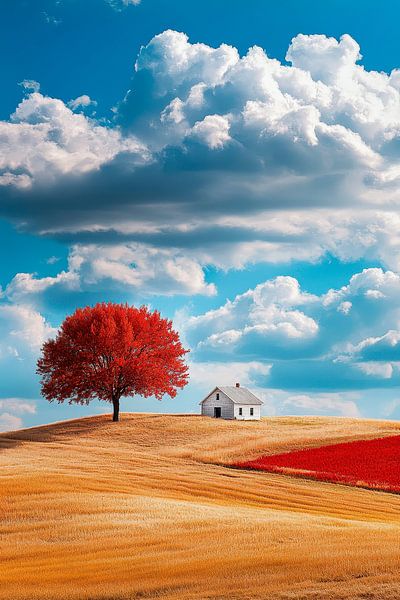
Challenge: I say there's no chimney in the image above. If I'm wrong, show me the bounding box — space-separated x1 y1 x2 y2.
235 382 240 388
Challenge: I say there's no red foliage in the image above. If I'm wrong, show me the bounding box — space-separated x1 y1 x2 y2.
37 303 189 421
235 435 400 493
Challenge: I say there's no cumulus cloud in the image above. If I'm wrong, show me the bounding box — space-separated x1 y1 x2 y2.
0 304 56 403
354 330 400 362
2 30 400 277
186 276 319 359
355 361 395 379
0 398 36 414
0 398 35 433
70 243 215 296
6 270 79 302
337 326 400 381
0 304 56 356
183 267 400 391
285 34 362 85
189 361 270 393
190 114 231 149
322 269 400 337
68 95 97 111
5 25 400 423
4 243 216 302
18 79 40 92
0 413 23 432
282 393 360 417
323 268 400 306
0 92 148 188
46 255 61 265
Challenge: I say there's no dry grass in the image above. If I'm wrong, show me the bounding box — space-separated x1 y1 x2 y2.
1 413 400 600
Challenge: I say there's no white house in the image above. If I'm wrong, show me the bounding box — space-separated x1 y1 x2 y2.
200 383 263 420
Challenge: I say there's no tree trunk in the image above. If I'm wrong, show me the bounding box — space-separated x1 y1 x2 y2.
112 397 120 422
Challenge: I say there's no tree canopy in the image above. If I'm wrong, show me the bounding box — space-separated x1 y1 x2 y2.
37 303 189 421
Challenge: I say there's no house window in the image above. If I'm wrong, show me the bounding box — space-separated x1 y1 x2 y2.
216 392 219 400
239 407 243 416
250 408 254 416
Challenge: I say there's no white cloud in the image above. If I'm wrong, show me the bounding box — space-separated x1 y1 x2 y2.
341 330 400 371
4 31 400 279
129 29 394 158
282 392 360 417
0 92 149 187
189 361 270 393
381 397 400 418
191 114 231 149
0 305 56 356
285 34 361 85
338 301 352 315
18 79 40 92
68 95 97 111
0 399 36 414
356 330 400 352
76 244 216 296
181 266 400 391
135 30 239 93
355 361 394 379
0 413 23 432
6 270 79 302
5 243 216 301
323 268 400 307
187 276 318 356
46 255 60 265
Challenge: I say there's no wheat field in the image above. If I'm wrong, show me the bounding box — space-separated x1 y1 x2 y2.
1 413 400 600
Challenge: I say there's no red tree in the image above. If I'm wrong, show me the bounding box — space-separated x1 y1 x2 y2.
37 303 189 421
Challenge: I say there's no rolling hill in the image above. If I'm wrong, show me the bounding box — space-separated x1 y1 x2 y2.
1 413 400 599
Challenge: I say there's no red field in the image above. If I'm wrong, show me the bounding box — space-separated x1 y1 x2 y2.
235 434 400 493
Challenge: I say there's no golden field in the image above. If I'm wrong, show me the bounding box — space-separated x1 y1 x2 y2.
1 413 400 600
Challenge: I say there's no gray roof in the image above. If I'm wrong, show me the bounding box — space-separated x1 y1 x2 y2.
200 386 263 405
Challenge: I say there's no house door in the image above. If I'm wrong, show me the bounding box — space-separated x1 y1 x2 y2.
214 407 222 418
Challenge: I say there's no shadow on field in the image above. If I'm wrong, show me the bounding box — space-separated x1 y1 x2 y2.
0 414 114 451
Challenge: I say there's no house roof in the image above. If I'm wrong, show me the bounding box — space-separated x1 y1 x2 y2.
200 386 263 405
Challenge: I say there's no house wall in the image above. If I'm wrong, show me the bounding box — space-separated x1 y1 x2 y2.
233 404 261 421
201 390 234 419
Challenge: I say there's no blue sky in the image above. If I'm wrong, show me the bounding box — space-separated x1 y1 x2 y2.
2 0 400 429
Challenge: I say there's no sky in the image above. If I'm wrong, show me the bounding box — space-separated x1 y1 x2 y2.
2 0 400 430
